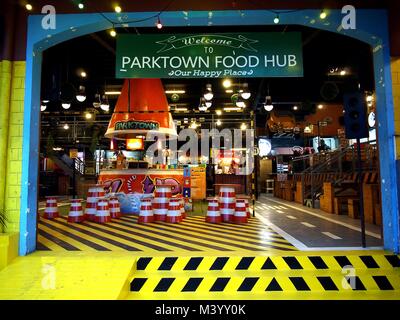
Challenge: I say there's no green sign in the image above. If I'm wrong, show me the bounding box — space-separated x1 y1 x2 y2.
116 32 303 78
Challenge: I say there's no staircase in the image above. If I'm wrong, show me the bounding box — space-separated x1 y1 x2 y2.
124 253 400 300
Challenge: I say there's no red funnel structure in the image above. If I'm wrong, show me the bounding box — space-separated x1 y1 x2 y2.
105 79 177 140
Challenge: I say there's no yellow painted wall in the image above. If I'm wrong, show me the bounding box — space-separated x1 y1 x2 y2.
0 60 25 233
392 58 400 158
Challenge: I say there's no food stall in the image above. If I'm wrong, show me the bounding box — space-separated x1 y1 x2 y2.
98 78 185 213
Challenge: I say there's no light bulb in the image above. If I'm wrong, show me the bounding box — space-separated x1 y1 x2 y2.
85 113 92 119
110 29 117 37
61 103 71 109
320 10 327 19
216 120 222 126
222 79 232 88
114 6 122 13
241 92 251 100
76 94 86 102
241 123 247 130
156 17 163 29
318 104 324 109
63 124 69 130
216 110 222 116
293 105 298 111
205 101 212 108
264 104 274 112
78 3 84 9
40 105 47 112
236 101 246 108
100 103 110 111
274 15 280 24
25 4 33 11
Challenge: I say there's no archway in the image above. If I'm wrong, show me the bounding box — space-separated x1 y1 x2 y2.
19 9 398 255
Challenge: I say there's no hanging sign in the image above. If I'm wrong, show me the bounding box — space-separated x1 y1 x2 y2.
116 32 303 78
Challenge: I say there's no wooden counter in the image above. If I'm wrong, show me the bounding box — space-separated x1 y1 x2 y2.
214 174 250 195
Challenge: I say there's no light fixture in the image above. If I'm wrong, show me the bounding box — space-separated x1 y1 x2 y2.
190 122 198 129
203 84 213 101
42 100 50 104
222 79 232 88
240 83 251 100
63 123 69 130
225 89 233 93
165 90 186 94
174 107 188 112
105 91 121 95
340 70 347 76
216 110 222 116
224 107 241 111
274 14 280 24
304 125 312 134
80 71 87 78
366 95 374 102
216 120 222 126
40 104 47 112
85 112 92 120
264 96 274 112
25 4 33 11
93 93 101 108
320 10 327 19
100 95 110 111
236 96 246 108
240 123 247 130
156 16 163 29
199 106 208 112
76 85 86 102
78 3 84 9
293 105 298 111
205 101 212 108
109 29 117 37
114 5 122 13
61 103 71 109
318 104 324 109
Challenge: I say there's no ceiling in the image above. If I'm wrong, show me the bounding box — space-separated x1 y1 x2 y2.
40 24 375 151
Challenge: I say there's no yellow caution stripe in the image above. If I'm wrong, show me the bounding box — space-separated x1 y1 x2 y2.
135 254 400 272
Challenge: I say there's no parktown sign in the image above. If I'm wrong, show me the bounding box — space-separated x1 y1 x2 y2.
116 32 303 78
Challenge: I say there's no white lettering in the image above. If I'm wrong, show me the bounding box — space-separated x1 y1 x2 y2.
342 5 356 30
41 5 56 30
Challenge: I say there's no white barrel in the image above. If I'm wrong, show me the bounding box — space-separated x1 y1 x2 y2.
166 198 182 223
205 198 221 223
95 198 110 223
138 198 154 223
219 186 236 222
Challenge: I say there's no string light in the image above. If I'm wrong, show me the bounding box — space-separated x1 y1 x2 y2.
156 16 163 29
78 3 84 9
109 29 117 37
25 4 33 11
320 10 327 19
114 5 122 13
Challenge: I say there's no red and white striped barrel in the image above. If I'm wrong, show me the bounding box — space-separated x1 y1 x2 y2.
95 198 111 223
109 196 121 219
219 186 236 222
43 197 59 219
153 185 172 221
174 196 186 219
85 184 104 221
166 198 182 223
138 198 154 223
234 199 248 224
205 198 221 223
237 196 251 218
67 199 84 223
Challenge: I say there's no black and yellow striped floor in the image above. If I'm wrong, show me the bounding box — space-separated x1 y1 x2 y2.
37 215 297 253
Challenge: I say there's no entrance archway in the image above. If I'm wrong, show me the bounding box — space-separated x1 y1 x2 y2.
20 9 398 255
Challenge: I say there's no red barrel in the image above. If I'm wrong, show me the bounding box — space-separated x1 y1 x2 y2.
67 199 84 223
166 198 182 223
205 198 221 224
153 185 172 221
234 199 248 224
237 195 251 218
95 198 111 223
138 198 154 223
109 196 121 219
43 196 59 219
219 186 236 222
85 184 105 221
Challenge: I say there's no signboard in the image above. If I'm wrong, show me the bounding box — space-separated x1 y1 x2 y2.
69 149 78 159
116 32 303 78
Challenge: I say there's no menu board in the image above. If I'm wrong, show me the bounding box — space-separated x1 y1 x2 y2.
190 167 206 200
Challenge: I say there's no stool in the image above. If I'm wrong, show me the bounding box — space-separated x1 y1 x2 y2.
67 199 84 223
166 198 182 223
95 198 111 223
266 179 274 193
44 196 59 219
109 196 121 219
234 199 248 224
237 195 251 218
138 198 154 223
205 197 221 223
